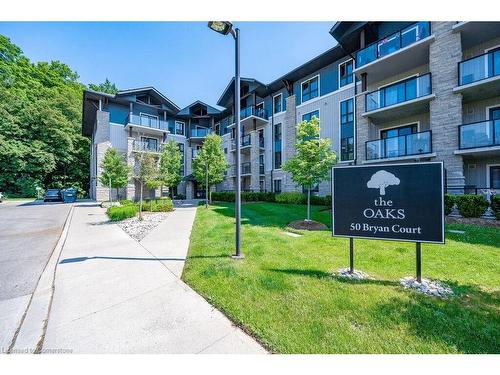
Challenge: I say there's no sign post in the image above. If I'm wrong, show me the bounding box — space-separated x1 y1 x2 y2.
332 162 445 280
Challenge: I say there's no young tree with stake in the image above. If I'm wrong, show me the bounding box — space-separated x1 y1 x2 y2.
135 152 161 217
159 140 182 198
99 147 130 202
283 116 337 221
192 134 229 206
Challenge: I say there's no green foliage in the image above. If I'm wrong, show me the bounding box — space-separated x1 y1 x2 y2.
107 205 138 221
119 199 135 206
455 195 489 218
99 147 130 198
159 140 182 195
275 192 306 204
445 194 456 215
192 134 229 201
136 152 160 191
211 192 236 202
310 194 332 206
490 195 500 220
141 198 174 212
88 78 118 94
0 35 90 195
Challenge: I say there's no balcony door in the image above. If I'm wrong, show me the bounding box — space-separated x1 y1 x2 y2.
141 137 158 152
381 124 418 158
490 106 500 146
139 113 158 128
489 166 500 189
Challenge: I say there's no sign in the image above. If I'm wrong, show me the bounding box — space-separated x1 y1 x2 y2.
332 162 444 244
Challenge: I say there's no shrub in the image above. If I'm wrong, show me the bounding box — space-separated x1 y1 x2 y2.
455 195 489 218
119 199 135 206
174 194 186 200
142 198 174 212
275 192 306 205
107 205 138 221
311 195 332 206
211 192 235 202
444 194 455 215
491 195 500 220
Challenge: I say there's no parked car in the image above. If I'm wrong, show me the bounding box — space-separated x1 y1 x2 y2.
44 189 62 202
0 192 3 203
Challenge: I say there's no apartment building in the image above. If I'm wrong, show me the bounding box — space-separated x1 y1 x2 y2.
82 22 500 201
331 21 500 193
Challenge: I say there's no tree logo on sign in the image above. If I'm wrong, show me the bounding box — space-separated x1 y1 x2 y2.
367 170 400 196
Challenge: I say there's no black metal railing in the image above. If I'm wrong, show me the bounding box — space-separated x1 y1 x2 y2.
459 119 500 149
231 134 252 150
356 22 431 68
365 130 432 160
365 73 432 112
446 186 500 196
458 47 500 86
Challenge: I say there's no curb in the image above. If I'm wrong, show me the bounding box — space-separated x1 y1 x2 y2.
7 204 75 354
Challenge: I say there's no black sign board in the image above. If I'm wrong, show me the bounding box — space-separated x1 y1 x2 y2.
332 162 444 244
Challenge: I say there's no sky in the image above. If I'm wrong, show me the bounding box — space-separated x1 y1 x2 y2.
0 22 336 109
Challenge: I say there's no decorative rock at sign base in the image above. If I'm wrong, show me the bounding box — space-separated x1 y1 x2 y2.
400 277 454 298
335 268 371 280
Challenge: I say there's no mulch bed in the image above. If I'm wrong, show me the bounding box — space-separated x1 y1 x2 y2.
287 219 328 231
446 216 500 228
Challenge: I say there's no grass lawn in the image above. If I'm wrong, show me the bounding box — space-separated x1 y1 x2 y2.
182 202 500 354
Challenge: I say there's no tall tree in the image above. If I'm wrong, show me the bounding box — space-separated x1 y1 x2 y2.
0 35 90 196
99 147 130 201
159 140 182 198
135 152 161 216
192 134 229 204
88 78 118 95
283 116 337 221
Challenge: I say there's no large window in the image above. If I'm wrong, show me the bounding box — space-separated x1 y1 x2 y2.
302 110 319 123
273 93 283 114
339 60 354 87
340 99 354 161
381 124 417 139
273 179 282 193
140 136 158 152
274 123 282 169
175 121 185 136
301 76 319 102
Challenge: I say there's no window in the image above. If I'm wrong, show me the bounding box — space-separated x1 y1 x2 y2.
273 94 282 114
302 110 320 123
301 76 319 102
175 121 184 136
274 123 282 169
273 179 282 193
490 166 500 189
140 137 158 152
380 124 418 159
139 113 159 128
178 143 184 176
339 60 354 87
340 99 355 161
224 147 227 154
381 124 417 139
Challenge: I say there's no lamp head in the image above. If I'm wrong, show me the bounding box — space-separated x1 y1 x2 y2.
208 21 233 35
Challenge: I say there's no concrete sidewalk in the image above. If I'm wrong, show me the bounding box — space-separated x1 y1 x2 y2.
42 202 266 354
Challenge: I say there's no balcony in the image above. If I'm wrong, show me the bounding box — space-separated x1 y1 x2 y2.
125 114 169 135
365 130 433 162
452 22 500 50
230 162 252 176
231 134 252 151
453 48 500 101
354 22 434 82
132 140 163 153
190 127 212 138
226 105 269 129
455 120 500 156
363 73 434 121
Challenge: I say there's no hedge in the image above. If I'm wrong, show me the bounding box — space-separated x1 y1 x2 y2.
107 205 138 221
211 191 276 203
210 191 332 206
454 194 489 218
491 195 500 220
141 198 174 212
444 194 455 215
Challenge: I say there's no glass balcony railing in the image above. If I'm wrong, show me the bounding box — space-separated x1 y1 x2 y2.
458 48 500 86
365 130 432 160
220 106 268 128
231 134 252 150
356 22 431 68
459 120 500 149
365 73 432 112
133 140 162 153
190 127 211 138
127 114 168 131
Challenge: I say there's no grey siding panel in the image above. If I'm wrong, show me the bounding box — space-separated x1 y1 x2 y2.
463 97 500 123
109 123 128 151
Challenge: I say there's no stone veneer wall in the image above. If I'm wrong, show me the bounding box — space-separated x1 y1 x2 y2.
282 95 299 192
429 21 465 190
94 110 112 202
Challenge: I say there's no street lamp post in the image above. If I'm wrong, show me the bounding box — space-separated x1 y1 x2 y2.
208 21 243 259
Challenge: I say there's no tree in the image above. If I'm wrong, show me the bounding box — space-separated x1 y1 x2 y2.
99 147 130 201
88 78 118 95
283 116 337 221
192 134 229 204
135 152 161 217
159 140 182 198
367 170 400 195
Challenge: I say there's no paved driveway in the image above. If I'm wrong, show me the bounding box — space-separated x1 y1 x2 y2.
0 201 71 350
